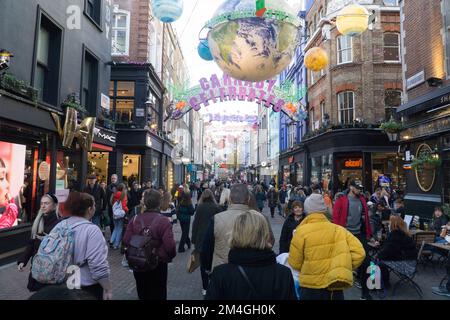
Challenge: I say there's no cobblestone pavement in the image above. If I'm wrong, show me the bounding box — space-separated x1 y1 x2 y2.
0 200 448 300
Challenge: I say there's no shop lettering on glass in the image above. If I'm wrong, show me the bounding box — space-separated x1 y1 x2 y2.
344 159 363 168
401 117 450 140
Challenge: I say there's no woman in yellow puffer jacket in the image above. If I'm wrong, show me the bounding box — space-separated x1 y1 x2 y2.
288 193 365 300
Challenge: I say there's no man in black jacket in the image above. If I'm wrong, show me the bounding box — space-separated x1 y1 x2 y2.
84 174 107 227
106 174 118 234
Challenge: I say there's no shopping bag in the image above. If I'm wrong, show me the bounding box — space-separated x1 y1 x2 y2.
101 210 111 227
186 251 200 273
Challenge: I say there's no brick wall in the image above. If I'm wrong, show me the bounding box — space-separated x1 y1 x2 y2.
306 1 402 127
402 0 448 102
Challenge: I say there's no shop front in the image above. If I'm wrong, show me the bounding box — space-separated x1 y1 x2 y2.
398 85 450 218
0 93 58 264
304 129 403 196
279 148 306 186
87 127 117 183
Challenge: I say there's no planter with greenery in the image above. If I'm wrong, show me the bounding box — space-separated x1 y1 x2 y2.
0 73 38 102
380 117 403 134
443 204 450 219
411 153 442 170
61 93 87 115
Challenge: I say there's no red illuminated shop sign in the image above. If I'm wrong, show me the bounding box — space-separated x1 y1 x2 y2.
344 159 363 168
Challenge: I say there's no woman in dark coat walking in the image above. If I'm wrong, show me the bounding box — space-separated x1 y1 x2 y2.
254 185 266 213
17 194 60 292
205 210 296 300
267 186 279 218
279 201 304 254
177 191 195 253
191 189 222 295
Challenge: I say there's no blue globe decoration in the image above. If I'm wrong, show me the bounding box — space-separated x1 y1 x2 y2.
198 40 213 61
151 0 183 23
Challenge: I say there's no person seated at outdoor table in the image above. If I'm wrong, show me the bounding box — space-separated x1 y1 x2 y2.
378 203 392 221
375 215 417 289
368 202 383 241
393 199 405 219
432 207 449 243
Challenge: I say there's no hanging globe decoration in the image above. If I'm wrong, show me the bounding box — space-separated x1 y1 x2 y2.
206 0 303 82
152 0 183 23
197 40 214 61
336 4 370 37
304 47 329 71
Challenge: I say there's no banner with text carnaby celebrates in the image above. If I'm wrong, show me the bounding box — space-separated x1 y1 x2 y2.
166 73 307 122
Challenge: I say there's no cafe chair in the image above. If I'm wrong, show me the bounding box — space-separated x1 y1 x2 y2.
379 241 426 299
415 231 437 269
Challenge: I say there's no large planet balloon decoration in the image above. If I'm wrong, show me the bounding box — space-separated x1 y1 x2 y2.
151 0 183 23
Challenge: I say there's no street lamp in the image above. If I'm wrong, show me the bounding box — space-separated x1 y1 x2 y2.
181 157 190 165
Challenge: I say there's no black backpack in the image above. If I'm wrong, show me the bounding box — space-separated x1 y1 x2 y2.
125 216 159 272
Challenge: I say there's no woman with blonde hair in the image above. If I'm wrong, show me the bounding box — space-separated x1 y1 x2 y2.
205 210 296 300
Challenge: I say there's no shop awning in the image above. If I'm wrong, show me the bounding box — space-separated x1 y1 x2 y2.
0 93 57 132
397 85 450 116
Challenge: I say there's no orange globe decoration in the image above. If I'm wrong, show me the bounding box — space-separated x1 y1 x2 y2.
285 102 297 113
304 47 329 71
176 101 186 110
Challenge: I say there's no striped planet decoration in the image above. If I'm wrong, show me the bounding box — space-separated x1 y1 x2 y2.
151 0 184 23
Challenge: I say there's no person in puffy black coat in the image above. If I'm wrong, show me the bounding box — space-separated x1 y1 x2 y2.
279 201 304 254
205 210 296 300
376 215 417 288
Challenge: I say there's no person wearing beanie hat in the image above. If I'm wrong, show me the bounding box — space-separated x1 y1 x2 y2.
304 194 328 215
17 193 61 292
288 194 365 300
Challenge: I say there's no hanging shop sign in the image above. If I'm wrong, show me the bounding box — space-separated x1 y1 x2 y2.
206 113 258 124
101 93 110 110
414 143 436 192
38 161 50 181
344 159 363 168
93 127 117 147
165 73 307 122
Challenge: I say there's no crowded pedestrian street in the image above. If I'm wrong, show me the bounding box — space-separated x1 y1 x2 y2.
1 0 450 309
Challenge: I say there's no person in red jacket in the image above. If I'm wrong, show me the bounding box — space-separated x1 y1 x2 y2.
123 189 176 300
110 183 129 249
333 180 373 300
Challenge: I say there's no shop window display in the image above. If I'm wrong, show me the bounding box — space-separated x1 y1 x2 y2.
296 162 304 186
372 153 405 192
151 155 160 187
0 141 41 230
123 154 141 187
321 154 333 191
310 157 321 184
88 152 109 183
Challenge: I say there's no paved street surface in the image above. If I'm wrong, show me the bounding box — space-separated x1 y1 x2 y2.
0 199 448 300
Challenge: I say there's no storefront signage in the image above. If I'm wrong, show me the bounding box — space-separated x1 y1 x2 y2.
415 143 436 192
38 161 50 181
206 113 258 124
101 94 110 110
94 127 117 147
136 108 145 117
166 73 308 122
406 71 425 90
400 116 450 141
146 135 152 148
344 159 363 168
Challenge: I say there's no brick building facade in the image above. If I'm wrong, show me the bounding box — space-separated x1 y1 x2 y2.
302 0 404 194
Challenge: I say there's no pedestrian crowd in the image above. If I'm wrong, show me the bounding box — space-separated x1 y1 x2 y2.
15 174 450 300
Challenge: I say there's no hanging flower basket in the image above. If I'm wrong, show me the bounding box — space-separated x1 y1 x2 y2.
0 73 38 102
380 117 403 135
411 154 442 170
61 93 87 115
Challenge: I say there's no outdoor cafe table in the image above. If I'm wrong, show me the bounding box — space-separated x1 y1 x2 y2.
428 243 450 288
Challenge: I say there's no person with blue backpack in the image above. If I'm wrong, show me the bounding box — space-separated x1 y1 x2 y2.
31 191 112 300
17 193 61 292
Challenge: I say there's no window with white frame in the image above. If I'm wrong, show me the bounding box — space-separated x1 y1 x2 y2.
384 90 402 120
310 70 315 85
444 0 450 77
383 0 399 6
338 91 355 124
310 107 315 130
112 9 130 56
383 33 400 62
337 35 352 64
288 123 295 148
320 101 326 124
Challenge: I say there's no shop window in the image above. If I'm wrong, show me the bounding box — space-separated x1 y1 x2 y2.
296 162 304 186
385 90 402 120
338 91 355 124
85 0 102 27
321 154 333 191
337 35 353 64
112 8 130 56
88 152 109 183
372 153 405 192
310 157 321 184
0 142 41 230
82 49 99 116
151 155 160 187
110 81 135 124
123 154 141 186
384 33 400 62
383 0 399 6
34 13 62 106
